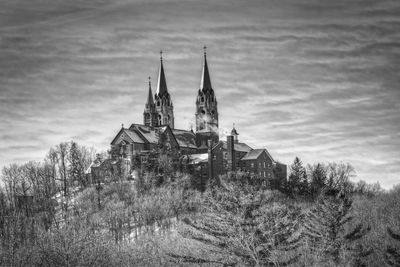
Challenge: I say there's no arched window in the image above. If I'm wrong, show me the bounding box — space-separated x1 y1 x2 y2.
201 109 206 115
158 115 162 125
201 96 204 102
157 101 160 107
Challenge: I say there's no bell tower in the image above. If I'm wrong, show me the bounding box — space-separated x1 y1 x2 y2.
143 77 158 127
154 51 174 128
195 46 219 146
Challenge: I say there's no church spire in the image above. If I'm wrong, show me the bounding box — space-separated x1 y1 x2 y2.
146 76 154 106
200 45 212 92
156 50 168 97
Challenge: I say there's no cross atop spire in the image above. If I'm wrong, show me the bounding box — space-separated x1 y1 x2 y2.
200 46 212 91
156 51 168 97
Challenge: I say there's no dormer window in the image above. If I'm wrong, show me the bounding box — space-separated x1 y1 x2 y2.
157 101 160 106
201 96 204 102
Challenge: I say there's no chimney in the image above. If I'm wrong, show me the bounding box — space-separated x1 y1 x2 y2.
227 135 236 172
208 139 213 181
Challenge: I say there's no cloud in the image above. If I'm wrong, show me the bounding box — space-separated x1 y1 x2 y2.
0 0 399 188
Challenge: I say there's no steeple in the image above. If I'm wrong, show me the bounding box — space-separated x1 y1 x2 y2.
146 76 154 107
143 76 158 127
156 50 168 98
154 50 174 128
195 46 219 146
200 45 212 92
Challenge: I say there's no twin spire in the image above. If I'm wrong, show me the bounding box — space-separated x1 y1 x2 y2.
146 47 212 106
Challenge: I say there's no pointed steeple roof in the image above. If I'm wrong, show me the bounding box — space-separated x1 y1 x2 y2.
146 76 154 106
200 45 212 92
231 123 239 136
156 50 168 97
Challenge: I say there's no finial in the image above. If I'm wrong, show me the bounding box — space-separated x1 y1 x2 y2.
160 50 163 61
148 76 151 87
203 45 207 57
233 123 235 129
122 123 124 128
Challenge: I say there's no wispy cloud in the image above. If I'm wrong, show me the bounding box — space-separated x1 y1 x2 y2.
0 0 399 188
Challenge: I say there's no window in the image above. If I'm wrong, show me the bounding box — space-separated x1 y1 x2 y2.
264 161 266 168
251 163 254 168
157 101 160 106
201 97 204 102
259 162 261 167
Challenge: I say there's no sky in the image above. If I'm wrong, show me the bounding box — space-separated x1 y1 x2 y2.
0 0 399 188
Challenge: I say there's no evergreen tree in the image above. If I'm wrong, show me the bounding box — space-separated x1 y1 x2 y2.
386 227 400 266
308 163 327 200
303 193 371 265
288 157 308 196
68 141 85 188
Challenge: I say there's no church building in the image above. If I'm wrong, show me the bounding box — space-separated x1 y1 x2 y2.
106 48 286 182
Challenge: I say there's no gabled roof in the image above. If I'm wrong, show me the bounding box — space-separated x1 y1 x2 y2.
124 129 145 143
240 148 275 162
220 141 252 153
240 149 265 161
111 126 148 145
172 129 197 149
129 124 162 144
